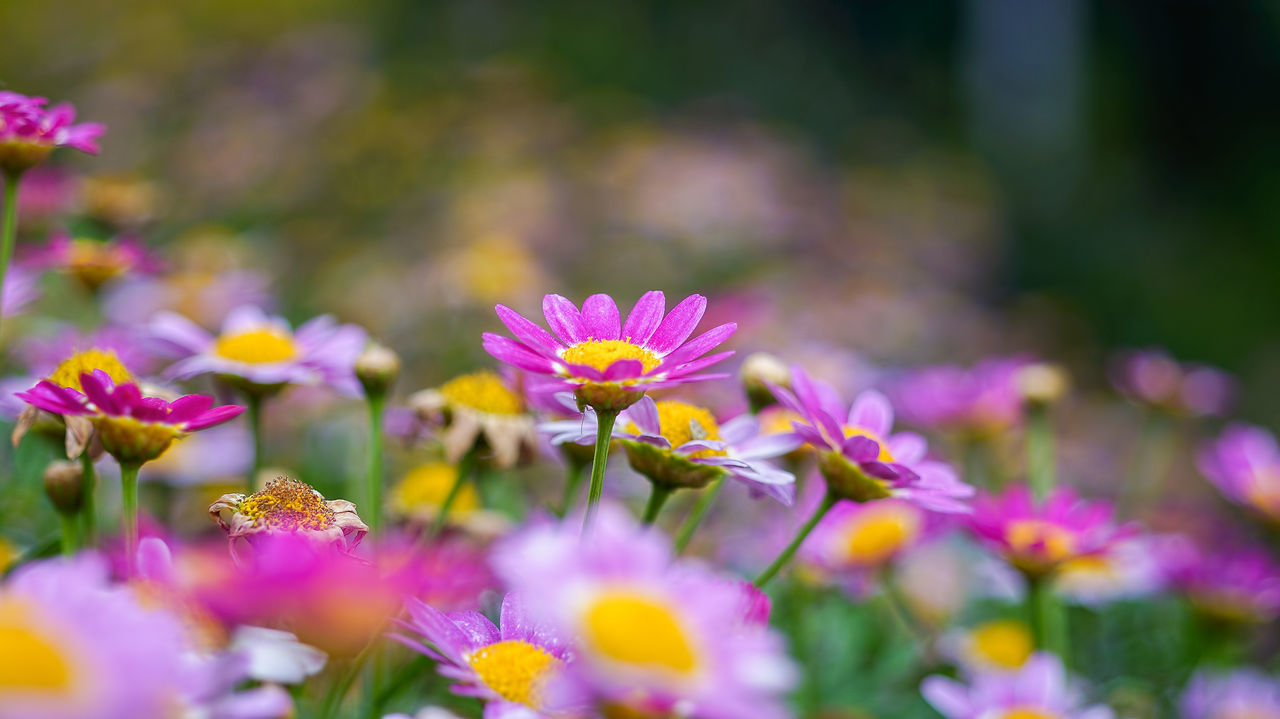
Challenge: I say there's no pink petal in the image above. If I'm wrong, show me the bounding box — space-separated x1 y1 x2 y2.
580 294 621 341
621 290 665 345
646 294 706 355
541 295 587 345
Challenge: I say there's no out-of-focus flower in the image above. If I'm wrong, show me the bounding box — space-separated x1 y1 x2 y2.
894 356 1030 436
1164 539 1280 625
493 504 797 719
16 324 157 378
801 498 927 576
483 291 736 412
1110 349 1234 418
104 269 273 329
1198 423 1280 525
2 267 40 317
6 166 76 226
938 619 1034 674
80 174 157 230
393 593 573 718
431 233 550 306
770 365 973 512
1053 536 1166 606
1181 669 1280 719
22 232 162 292
139 423 251 486
740 351 791 411
408 370 536 468
209 476 368 552
383 709 465 719
227 625 328 685
388 462 481 524
17 369 244 465
0 92 104 174
355 342 400 398
969 485 1130 578
922 652 1114 719
542 396 798 504
151 305 368 395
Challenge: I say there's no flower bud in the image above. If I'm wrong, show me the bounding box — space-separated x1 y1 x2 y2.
1018 363 1070 407
43 460 84 514
740 352 790 412
356 343 401 398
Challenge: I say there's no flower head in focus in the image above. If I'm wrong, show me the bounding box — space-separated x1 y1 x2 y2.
0 92 104 174
483 291 736 412
1198 423 1280 526
209 476 368 552
11 346 134 456
408 369 537 469
921 652 1114 719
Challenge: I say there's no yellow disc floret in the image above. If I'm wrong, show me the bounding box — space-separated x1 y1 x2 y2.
65 239 131 288
969 619 1033 669
0 599 75 691
628 400 726 459
238 477 335 531
844 505 921 566
49 348 132 392
466 639 562 707
1000 710 1062 719
562 339 661 376
1005 520 1078 563
583 592 698 675
438 371 523 415
391 463 481 517
214 328 299 364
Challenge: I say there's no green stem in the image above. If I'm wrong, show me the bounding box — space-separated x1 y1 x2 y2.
582 410 618 534
0 171 22 340
245 393 265 493
59 513 78 556
1026 403 1056 501
879 568 934 659
360 643 385 719
641 484 674 526
963 436 994 490
754 492 838 588
556 460 587 518
675 478 725 552
120 462 140 572
1028 575 1069 664
1121 411 1174 514
429 450 475 539
79 451 97 546
364 393 386 532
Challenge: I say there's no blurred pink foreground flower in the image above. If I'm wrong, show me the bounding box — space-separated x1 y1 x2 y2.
0 92 104 174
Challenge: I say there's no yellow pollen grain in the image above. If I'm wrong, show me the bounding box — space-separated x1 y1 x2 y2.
466 639 561 707
49 348 132 392
392 463 480 515
1005 520 1078 562
969 619 1033 669
583 592 698 674
214 328 299 364
844 508 920 566
842 427 895 462
238 477 335 531
0 599 74 691
561 339 661 375
438 371 523 415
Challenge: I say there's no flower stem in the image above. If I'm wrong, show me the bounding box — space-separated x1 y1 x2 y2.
754 492 838 588
79 451 97 547
1028 575 1069 664
120 462 141 572
556 460 587 518
641 484 674 526
675 478 724 552
582 409 618 534
364 393 386 532
429 449 475 539
245 392 264 493
59 513 78 556
1026 403 1056 501
0 171 23 339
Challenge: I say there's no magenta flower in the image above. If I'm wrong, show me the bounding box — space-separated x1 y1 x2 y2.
968 485 1132 578
1110 349 1234 418
893 356 1030 436
22 232 162 292
922 652 1114 719
483 291 736 412
1198 423 1280 525
0 92 104 174
1163 538 1280 624
392 593 573 718
770 364 973 512
1182 669 1280 719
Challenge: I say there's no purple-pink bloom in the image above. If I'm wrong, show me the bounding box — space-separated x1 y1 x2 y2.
1198 423 1280 525
1110 349 1234 418
21 232 162 291
1181 668 1280 719
0 92 104 173
893 356 1030 436
482 291 736 411
922 652 1114 719
769 364 973 512
1162 537 1280 624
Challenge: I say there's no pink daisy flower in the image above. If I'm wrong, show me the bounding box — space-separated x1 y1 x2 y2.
1198 423 1280 526
922 652 1114 719
22 232 162 292
0 92 104 174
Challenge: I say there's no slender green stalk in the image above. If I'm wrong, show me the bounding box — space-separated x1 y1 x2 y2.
0 171 22 339
641 484 674 526
245 393 265 493
79 451 97 546
556 460 587 518
1026 403 1056 501
364 393 386 532
963 436 995 489
429 450 475 539
59 514 78 556
1028 575 1069 663
754 492 838 588
360 644 385 719
675 478 725 552
582 410 618 534
120 462 141 572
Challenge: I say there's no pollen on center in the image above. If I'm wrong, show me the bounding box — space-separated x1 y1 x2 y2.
214 328 299 364
561 338 661 375
49 348 132 392
438 371 524 415
466 639 562 707
238 477 336 531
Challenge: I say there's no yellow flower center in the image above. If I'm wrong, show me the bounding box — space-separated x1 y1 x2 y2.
466 639 562 707
843 505 921 566
627 400 726 459
94 416 182 462
561 339 661 376
392 463 481 516
969 619 1033 669
0 599 75 691
214 328 299 364
1005 520 1078 562
842 427 895 462
64 239 130 287
582 592 698 675
1000 710 1061 719
238 477 335 531
438 371 523 415
1057 554 1116 580
0 538 17 574
48 348 132 392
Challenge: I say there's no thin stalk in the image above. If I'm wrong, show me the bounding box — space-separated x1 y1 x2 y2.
1028 575 1069 664
1026 403 1056 501
120 462 141 572
429 450 475 539
675 478 725 552
59 514 78 556
79 451 97 546
360 643 385 719
245 393 265 493
641 484 674 526
0 172 21 339
556 460 587 518
963 436 995 490
364 393 386 532
754 492 838 588
582 410 618 534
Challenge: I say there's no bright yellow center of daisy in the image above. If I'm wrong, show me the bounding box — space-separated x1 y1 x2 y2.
1058 554 1115 579
969 619 1033 669
626 400 726 459
0 539 18 574
214 328 299 364
0 599 74 691
844 506 921 566
842 427 895 462
1005 520 1078 562
392 463 481 516
1000 710 1061 719
562 339 661 375
583 592 698 675
438 371 523 415
238 477 335 531
65 239 130 287
49 348 132 392
466 639 562 707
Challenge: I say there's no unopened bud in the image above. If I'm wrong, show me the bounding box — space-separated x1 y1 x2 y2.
741 352 791 412
43 460 84 514
1018 363 1070 407
356 343 401 397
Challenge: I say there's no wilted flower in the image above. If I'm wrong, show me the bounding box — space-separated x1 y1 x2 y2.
894 356 1030 436
209 476 368 552
0 92 104 174
1181 668 1280 719
408 370 537 469
938 618 1035 674
22 232 162 292
922 652 1114 719
483 291 736 412
1110 349 1234 418
1198 423 1280 525
393 593 573 718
